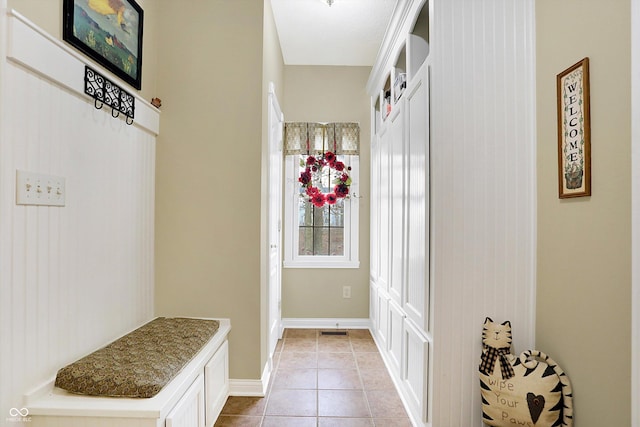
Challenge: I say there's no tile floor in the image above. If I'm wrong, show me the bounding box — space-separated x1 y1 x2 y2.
214 328 412 427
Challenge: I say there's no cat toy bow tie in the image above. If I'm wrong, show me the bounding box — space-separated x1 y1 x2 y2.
480 345 515 380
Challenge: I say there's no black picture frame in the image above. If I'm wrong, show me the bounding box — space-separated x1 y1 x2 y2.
63 0 143 90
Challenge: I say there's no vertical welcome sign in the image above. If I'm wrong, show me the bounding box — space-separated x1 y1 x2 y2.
557 58 591 198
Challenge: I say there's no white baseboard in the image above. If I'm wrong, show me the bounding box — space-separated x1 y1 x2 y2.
281 318 370 329
228 357 273 397
228 379 264 397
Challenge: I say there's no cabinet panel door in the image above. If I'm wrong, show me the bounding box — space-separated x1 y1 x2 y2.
370 282 379 333
166 374 205 427
389 107 405 305
205 341 229 427
387 300 405 376
370 135 380 281
378 127 391 292
403 318 430 423
376 291 389 348
404 64 430 332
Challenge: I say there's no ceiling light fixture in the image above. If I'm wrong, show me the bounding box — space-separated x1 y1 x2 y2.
326 0 334 6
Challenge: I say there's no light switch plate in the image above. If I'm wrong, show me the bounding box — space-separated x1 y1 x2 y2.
343 286 351 298
16 170 66 206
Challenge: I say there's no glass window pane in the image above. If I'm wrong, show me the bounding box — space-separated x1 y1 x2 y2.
298 227 314 255
294 154 353 258
299 197 314 226
314 205 329 227
329 230 344 256
313 228 329 255
321 168 330 192
329 201 344 227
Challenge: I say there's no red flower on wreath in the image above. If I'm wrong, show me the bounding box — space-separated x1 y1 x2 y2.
299 168 312 185
299 152 352 206
306 186 320 196
311 193 326 207
324 151 336 164
334 183 349 198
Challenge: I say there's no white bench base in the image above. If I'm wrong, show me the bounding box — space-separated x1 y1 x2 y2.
24 318 231 427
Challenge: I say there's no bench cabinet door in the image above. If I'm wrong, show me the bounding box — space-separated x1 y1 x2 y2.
166 374 205 427
205 340 229 427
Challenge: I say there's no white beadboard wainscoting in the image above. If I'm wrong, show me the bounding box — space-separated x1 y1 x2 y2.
0 10 159 420
430 0 536 425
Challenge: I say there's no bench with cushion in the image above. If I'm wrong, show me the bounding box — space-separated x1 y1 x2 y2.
25 317 231 427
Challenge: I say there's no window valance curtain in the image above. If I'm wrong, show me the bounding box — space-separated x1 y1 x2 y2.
284 122 360 156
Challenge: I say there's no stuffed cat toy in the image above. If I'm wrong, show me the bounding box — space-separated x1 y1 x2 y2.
479 317 573 427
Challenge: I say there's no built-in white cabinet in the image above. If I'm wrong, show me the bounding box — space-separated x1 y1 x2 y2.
389 105 405 305
369 1 432 426
403 317 430 421
378 125 391 292
376 289 390 349
403 63 430 333
205 340 229 426
370 283 379 332
166 374 205 427
370 135 380 281
387 299 405 376
27 320 231 427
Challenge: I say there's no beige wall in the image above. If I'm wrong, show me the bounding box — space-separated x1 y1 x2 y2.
6 0 158 100
536 1 631 424
154 0 265 379
7 0 61 38
282 65 371 319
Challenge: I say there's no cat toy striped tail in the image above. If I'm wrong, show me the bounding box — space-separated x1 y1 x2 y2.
520 350 574 427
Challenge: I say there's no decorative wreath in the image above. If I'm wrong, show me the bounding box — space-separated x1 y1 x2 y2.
298 151 352 208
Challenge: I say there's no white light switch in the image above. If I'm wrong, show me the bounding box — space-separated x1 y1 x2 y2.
16 170 66 206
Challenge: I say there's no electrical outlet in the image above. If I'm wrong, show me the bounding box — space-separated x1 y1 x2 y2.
16 170 66 206
342 285 351 299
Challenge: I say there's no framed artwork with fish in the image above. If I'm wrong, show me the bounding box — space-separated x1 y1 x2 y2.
63 0 143 89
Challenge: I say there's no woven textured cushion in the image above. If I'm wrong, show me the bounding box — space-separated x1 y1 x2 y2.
54 317 220 398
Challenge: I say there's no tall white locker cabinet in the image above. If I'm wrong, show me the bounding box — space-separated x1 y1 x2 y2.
368 1 432 425
370 0 538 425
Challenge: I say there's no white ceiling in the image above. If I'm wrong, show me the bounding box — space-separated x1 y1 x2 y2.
270 0 398 66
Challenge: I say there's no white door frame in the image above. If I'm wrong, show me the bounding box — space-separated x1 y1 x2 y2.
267 82 284 367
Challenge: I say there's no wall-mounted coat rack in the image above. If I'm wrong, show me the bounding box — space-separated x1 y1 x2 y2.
84 66 135 125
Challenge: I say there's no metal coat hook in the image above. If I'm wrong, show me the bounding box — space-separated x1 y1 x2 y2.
84 66 135 125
